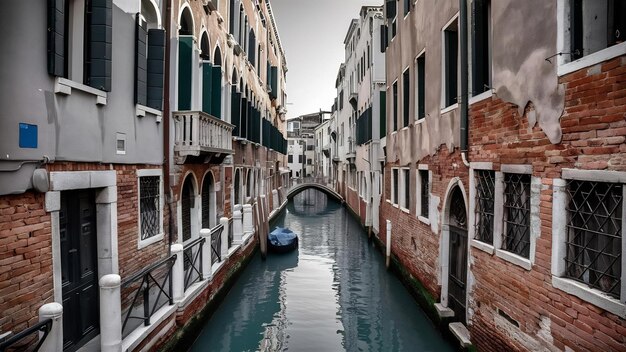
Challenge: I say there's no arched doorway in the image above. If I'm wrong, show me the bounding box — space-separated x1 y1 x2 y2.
234 168 241 205
446 185 468 323
201 172 216 229
181 175 197 243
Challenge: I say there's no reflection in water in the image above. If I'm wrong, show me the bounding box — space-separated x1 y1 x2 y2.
190 190 453 352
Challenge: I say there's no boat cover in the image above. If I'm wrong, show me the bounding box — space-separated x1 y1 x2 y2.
269 227 297 246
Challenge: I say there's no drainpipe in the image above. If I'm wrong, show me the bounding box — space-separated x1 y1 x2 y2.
459 0 470 167
163 0 174 253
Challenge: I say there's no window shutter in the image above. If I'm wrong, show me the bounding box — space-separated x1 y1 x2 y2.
270 66 278 99
385 0 396 19
47 0 66 77
471 0 486 95
379 91 386 138
417 56 425 119
178 36 193 110
248 30 256 67
202 62 213 114
211 66 222 118
231 91 241 136
147 28 166 110
240 97 248 139
135 16 148 106
86 0 113 91
380 24 388 53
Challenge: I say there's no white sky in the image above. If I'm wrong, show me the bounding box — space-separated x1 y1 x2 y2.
270 0 381 119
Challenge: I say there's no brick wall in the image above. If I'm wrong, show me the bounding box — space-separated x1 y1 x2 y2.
0 192 52 336
467 56 626 351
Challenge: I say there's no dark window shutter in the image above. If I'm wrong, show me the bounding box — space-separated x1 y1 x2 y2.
270 66 278 99
248 30 256 68
229 0 236 36
471 0 488 95
247 102 253 140
231 90 241 136
417 56 425 119
202 62 213 114
380 24 388 53
241 97 248 139
135 16 148 106
47 0 66 77
178 36 193 110
445 30 458 107
403 69 410 127
570 0 583 60
385 0 396 19
211 66 222 118
86 0 113 91
147 28 166 110
379 90 386 138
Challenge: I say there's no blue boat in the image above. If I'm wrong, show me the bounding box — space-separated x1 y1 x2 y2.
268 227 299 253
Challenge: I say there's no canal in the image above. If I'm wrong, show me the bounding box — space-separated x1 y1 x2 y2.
189 189 455 351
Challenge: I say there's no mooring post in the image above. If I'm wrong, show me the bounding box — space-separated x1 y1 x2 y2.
38 303 63 352
259 195 267 260
386 220 392 269
99 274 122 352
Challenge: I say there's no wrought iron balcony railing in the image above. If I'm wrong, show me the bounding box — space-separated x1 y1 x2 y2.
173 111 234 163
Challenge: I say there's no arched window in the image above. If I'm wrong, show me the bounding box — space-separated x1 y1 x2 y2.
135 0 165 110
246 169 253 199
178 8 194 110
181 175 196 242
211 47 222 118
201 172 216 229
231 70 242 136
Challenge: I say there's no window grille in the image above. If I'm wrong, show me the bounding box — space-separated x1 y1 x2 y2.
474 170 495 244
420 170 429 218
502 173 531 258
565 180 622 298
140 176 160 240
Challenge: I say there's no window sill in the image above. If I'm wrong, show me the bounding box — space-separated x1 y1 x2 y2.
495 249 532 270
469 90 493 105
54 77 107 105
138 233 164 250
440 103 458 115
400 207 410 214
471 239 494 255
401 126 410 131
415 117 426 125
136 104 163 122
558 41 626 77
552 276 626 318
418 215 430 225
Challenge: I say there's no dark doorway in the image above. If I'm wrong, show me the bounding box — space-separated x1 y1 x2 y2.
60 190 99 351
182 176 195 242
447 186 468 323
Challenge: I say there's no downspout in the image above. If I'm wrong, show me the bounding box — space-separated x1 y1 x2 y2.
163 0 173 254
459 0 470 167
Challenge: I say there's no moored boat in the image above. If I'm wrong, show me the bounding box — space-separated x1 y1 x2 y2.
268 227 299 253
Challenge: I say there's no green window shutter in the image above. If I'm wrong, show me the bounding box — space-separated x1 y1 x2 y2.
246 103 253 140
211 66 222 118
444 30 458 107
380 24 388 53
47 0 66 77
379 91 386 138
202 62 213 114
178 36 193 110
147 28 166 110
254 108 260 143
86 0 112 92
248 30 256 68
241 97 248 139
270 66 278 99
231 91 241 137
135 16 148 106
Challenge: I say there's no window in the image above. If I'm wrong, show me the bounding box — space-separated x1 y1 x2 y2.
471 0 491 96
565 180 622 298
443 17 459 108
392 168 399 205
503 173 531 258
298 155 303 163
288 155 293 163
402 168 410 210
339 90 344 110
415 54 426 119
137 170 163 248
307 145 314 151
392 80 398 131
570 0 626 61
386 0 397 40
403 68 410 127
418 169 429 219
307 159 312 165
474 170 495 244
404 0 411 16
380 90 387 138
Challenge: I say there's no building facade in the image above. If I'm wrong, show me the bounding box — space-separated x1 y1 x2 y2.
0 0 288 351
375 0 626 350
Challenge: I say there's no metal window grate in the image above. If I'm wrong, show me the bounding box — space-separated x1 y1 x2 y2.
502 173 531 258
565 180 622 298
420 170 429 218
140 176 160 240
474 170 495 244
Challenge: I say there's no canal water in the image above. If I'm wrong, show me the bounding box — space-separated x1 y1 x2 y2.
189 189 454 351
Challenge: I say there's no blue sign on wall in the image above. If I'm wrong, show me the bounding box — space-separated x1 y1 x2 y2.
19 123 38 149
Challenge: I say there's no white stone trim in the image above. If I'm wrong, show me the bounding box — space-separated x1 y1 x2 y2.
418 163 429 171
469 164 496 255
416 168 431 221
558 42 626 77
440 12 460 110
54 77 108 105
136 169 165 249
136 104 163 122
551 176 626 315
495 249 532 270
122 304 177 351
500 164 532 175
469 161 493 171
471 239 494 255
468 89 493 105
440 103 459 115
50 171 116 191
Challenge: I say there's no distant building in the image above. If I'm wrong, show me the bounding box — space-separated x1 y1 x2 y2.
287 111 330 178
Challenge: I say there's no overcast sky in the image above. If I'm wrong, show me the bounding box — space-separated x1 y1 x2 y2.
270 0 380 119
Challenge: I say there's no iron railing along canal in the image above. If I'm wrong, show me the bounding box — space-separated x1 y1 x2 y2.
0 319 52 352
183 237 205 291
211 224 224 265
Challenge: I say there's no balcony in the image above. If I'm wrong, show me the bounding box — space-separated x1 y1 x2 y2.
346 138 356 163
173 111 234 164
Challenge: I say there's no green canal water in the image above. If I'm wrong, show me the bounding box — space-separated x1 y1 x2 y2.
189 189 455 351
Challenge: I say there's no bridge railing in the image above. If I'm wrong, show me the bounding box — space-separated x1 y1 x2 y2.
288 176 337 195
